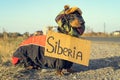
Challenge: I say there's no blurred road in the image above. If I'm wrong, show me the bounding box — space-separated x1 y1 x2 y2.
84 37 120 42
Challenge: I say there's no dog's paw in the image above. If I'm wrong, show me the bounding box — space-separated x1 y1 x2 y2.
25 66 33 70
56 70 64 76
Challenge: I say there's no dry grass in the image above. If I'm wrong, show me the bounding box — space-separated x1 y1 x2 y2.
0 37 24 63
0 37 26 79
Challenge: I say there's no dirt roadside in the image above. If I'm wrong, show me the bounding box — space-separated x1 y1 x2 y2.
0 41 120 80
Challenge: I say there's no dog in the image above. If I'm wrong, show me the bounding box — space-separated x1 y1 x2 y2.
12 5 85 75
12 35 74 75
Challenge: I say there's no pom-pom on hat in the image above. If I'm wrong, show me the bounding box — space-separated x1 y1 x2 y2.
64 5 70 10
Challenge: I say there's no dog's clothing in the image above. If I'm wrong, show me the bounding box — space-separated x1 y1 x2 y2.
12 35 73 70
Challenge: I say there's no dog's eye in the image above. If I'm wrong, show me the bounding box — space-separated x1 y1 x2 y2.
70 17 74 20
70 15 75 20
67 15 74 21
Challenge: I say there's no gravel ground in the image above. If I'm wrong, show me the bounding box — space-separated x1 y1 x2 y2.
0 41 120 80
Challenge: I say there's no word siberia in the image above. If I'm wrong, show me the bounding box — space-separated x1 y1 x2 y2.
46 36 82 60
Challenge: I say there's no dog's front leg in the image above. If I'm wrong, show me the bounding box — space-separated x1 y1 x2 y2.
56 69 64 76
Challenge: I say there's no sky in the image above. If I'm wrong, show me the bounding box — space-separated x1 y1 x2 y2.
0 0 120 34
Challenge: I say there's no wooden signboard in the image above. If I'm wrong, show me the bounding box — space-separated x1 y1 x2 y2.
45 31 91 66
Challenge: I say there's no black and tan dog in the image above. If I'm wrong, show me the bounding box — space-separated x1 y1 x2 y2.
12 5 85 75
12 35 74 75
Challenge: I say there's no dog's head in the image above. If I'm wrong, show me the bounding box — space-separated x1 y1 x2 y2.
55 6 85 37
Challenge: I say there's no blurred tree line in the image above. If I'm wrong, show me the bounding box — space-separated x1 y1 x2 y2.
0 31 30 40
